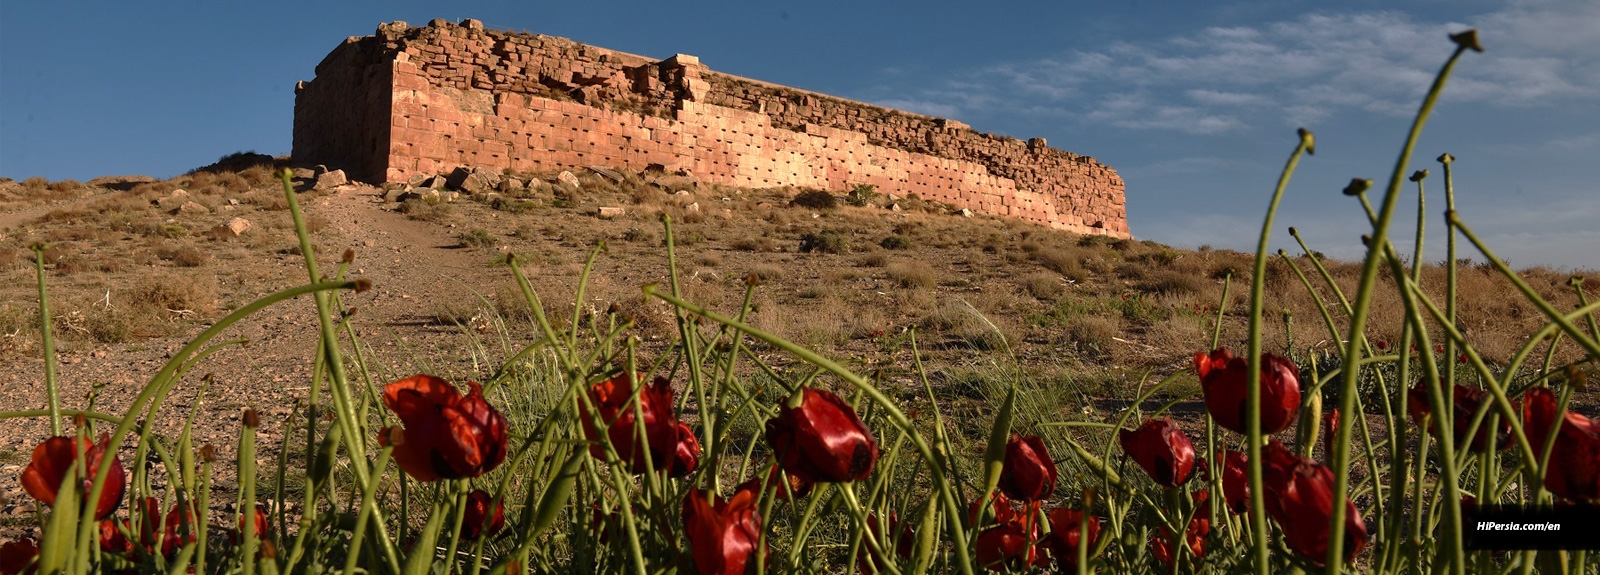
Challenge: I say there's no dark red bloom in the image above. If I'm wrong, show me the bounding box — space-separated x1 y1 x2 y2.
20 433 127 520
1194 348 1302 435
766 388 879 483
975 521 1035 572
461 489 506 541
155 502 199 558
228 503 272 547
999 434 1057 502
379 375 509 481
1152 492 1211 567
1407 383 1515 452
1119 419 1197 488
1044 508 1101 573
682 488 763 575
967 490 1017 527
857 513 914 575
1220 450 1250 515
1261 440 1368 565
736 465 813 501
0 539 38 575
1524 387 1600 502
581 373 699 477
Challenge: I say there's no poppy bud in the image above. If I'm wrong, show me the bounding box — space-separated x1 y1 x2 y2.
998 434 1057 502
1450 29 1483 52
1193 347 1302 435
1343 178 1372 196
1119 419 1197 488
766 388 879 483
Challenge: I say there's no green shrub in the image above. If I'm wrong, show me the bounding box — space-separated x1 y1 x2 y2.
799 230 848 254
790 190 837 210
879 235 912 250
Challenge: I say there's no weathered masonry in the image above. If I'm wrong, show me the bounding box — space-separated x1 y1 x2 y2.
292 19 1130 237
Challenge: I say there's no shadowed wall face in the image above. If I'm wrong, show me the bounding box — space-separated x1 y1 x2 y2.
293 19 1129 237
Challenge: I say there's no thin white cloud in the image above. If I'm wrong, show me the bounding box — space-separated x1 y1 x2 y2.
866 0 1600 134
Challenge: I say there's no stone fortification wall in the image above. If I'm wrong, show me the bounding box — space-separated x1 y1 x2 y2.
292 19 1129 237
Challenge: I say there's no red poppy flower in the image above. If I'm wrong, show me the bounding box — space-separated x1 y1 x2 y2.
1044 508 1101 573
682 488 763 575
974 502 1048 573
1193 348 1302 435
20 433 127 520
1220 450 1250 515
1407 383 1514 452
378 375 509 481
0 539 38 575
857 512 914 575
461 489 506 541
1261 440 1368 565
1524 387 1600 502
999 434 1057 502
766 388 879 483
1152 492 1211 567
968 490 1017 527
666 421 702 477
1119 419 1197 488
581 373 698 477
228 503 272 547
736 465 813 501
154 501 199 558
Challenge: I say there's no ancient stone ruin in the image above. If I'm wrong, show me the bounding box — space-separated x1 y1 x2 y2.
292 19 1130 237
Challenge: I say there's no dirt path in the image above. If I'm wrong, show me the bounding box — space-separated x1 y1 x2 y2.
0 185 515 514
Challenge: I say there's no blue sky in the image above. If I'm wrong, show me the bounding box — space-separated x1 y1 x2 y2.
2 1 1596 268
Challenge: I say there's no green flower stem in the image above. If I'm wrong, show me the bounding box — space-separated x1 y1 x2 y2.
646 286 977 575
1276 251 1344 352
788 482 833 569
660 216 717 492
32 246 63 436
1245 128 1313 575
1450 213 1600 359
1440 154 1461 395
276 170 405 573
506 254 577 372
241 413 260 575
1212 272 1231 349
1379 241 1465 572
840 485 904 575
1328 40 1473 573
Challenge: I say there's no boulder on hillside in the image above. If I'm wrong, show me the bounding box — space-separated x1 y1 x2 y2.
315 169 348 190
210 217 252 239
446 166 503 194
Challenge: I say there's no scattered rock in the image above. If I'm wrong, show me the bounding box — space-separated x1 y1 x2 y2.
889 203 902 211
596 206 625 219
210 217 252 239
497 177 525 193
176 201 210 215
958 208 974 218
446 166 502 194
406 173 431 188
291 167 316 180
643 161 693 178
382 188 407 203
439 191 460 203
420 175 448 189
671 190 695 205
227 198 240 205
171 189 190 198
557 170 581 188
587 166 625 183
685 202 700 214
315 169 348 190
